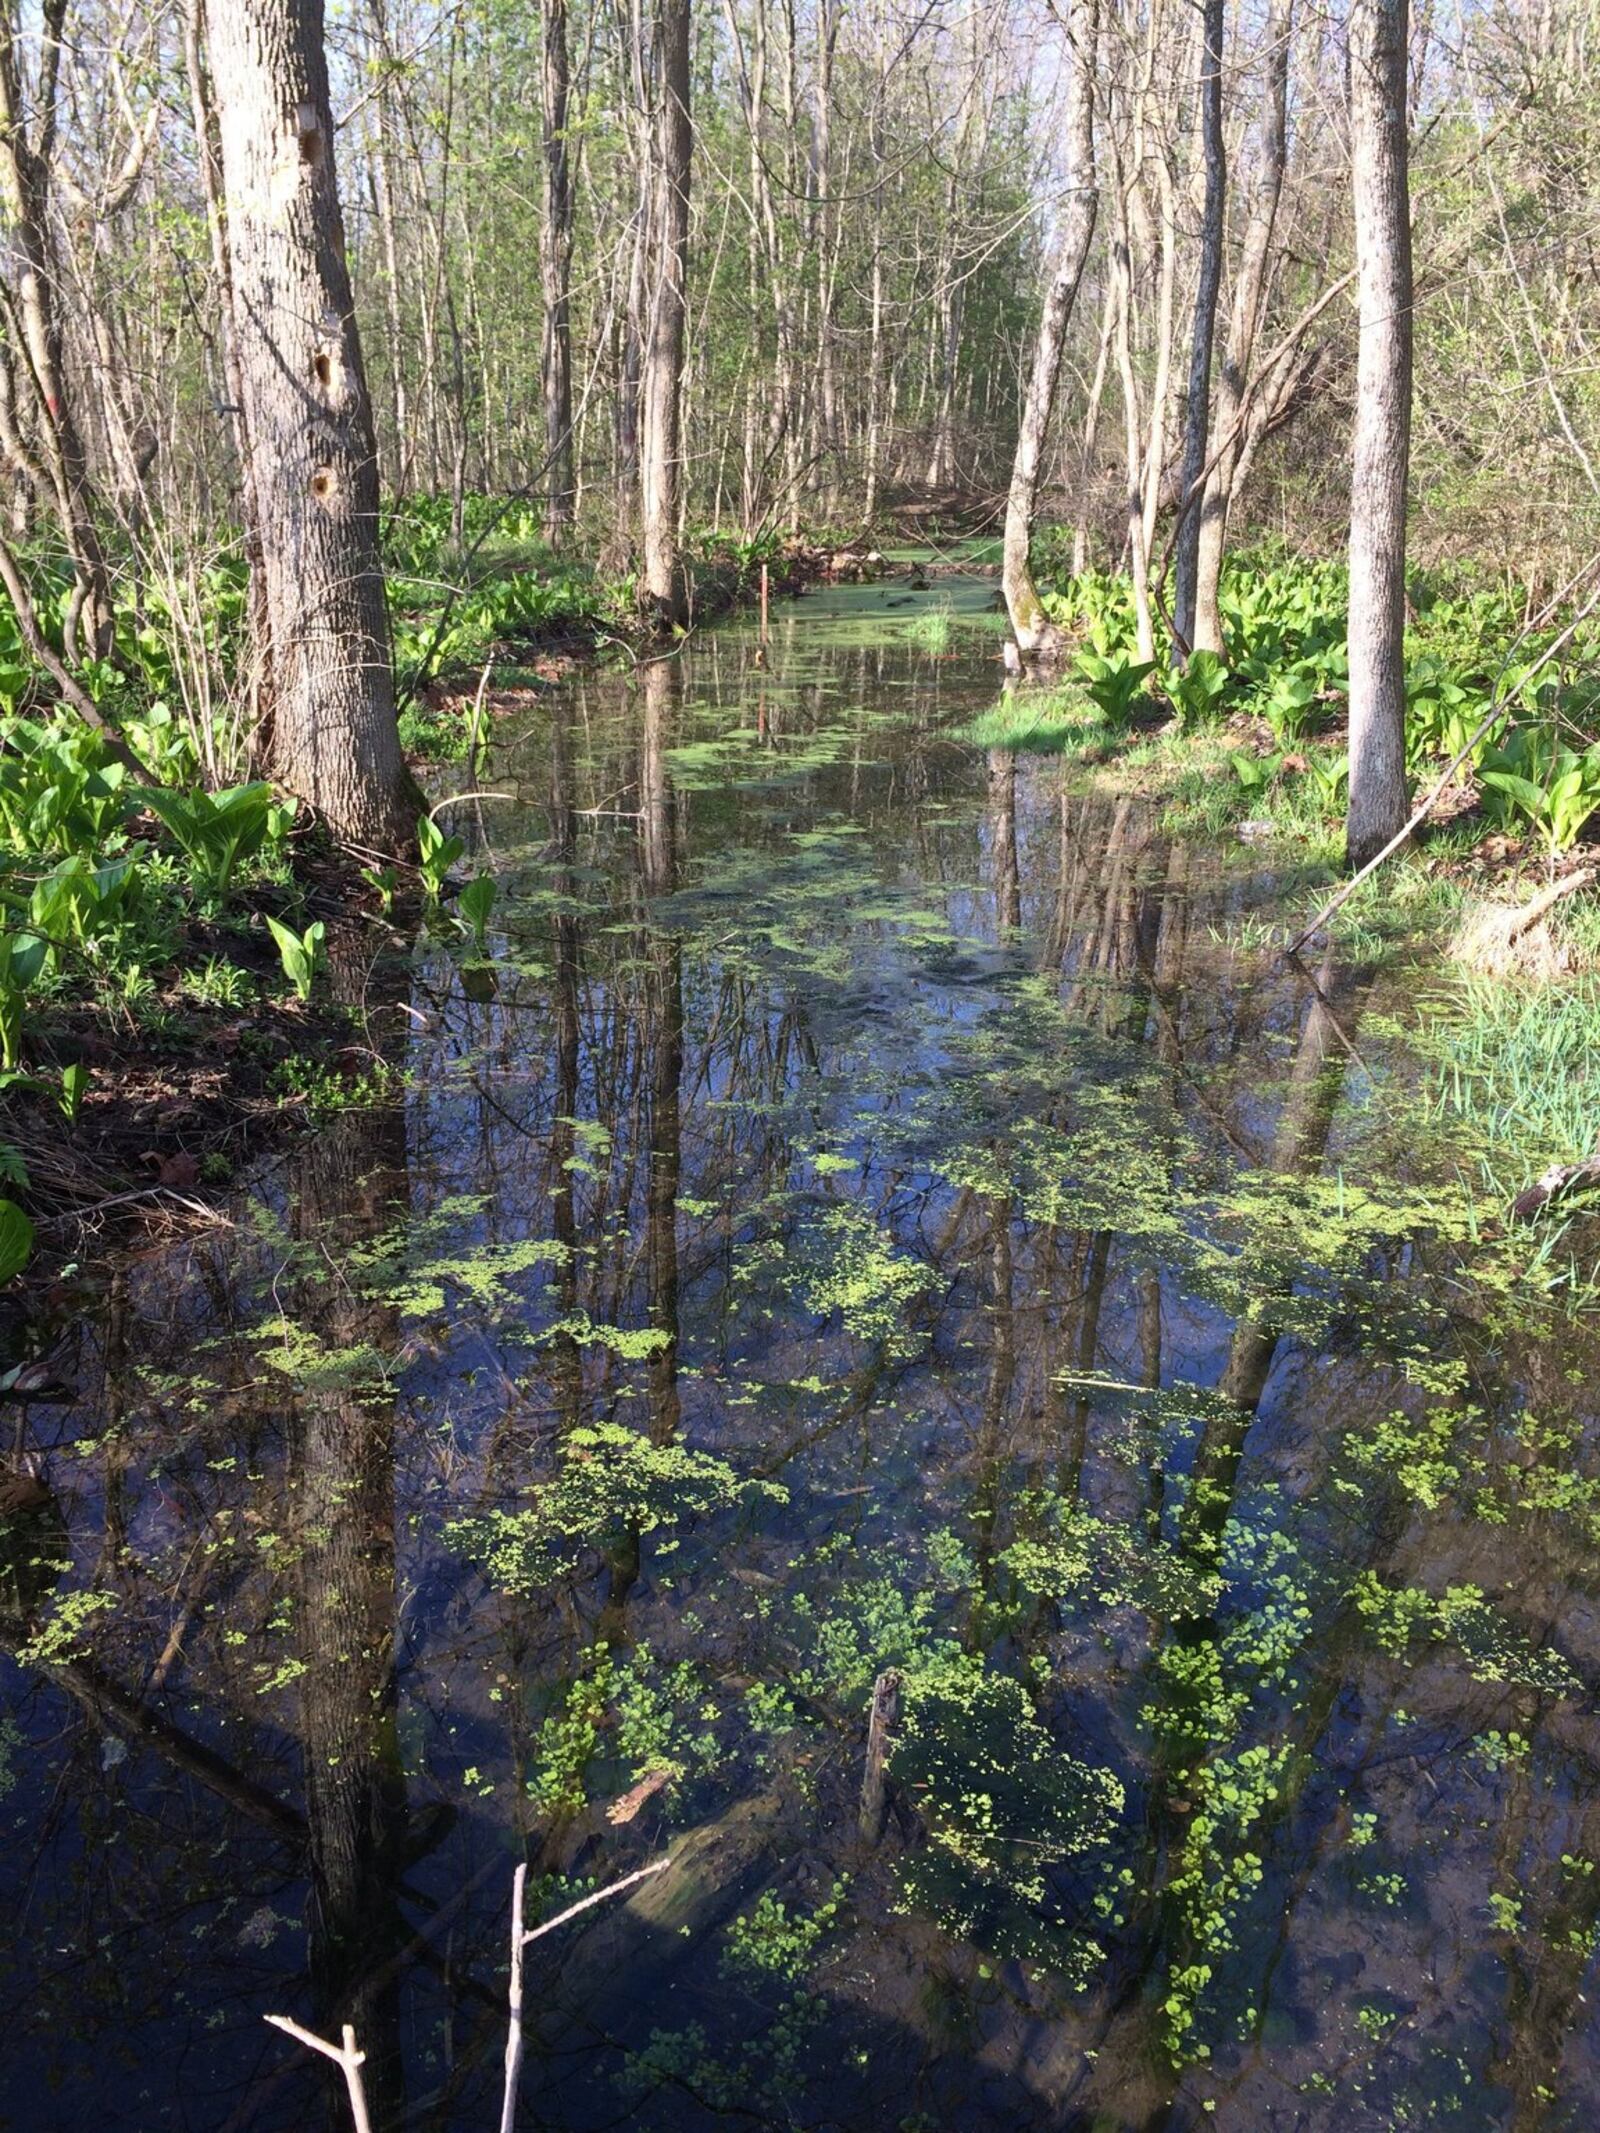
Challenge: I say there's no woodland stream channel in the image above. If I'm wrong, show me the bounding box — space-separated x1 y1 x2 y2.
4 573 1600 2131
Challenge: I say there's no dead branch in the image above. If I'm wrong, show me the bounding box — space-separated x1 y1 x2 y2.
858 1666 902 1844
1514 1153 1600 1221
499 1855 672 2133
262 2015 372 2133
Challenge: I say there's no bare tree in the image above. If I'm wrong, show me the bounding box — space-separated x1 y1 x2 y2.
1001 0 1098 657
205 0 415 847
542 0 575 543
1345 0 1413 869
1172 0 1225 652
640 0 691 626
1191 0 1292 656
0 0 117 660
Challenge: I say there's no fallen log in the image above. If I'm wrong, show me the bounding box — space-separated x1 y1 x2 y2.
1513 1154 1600 1221
858 1667 902 1845
1451 865 1595 974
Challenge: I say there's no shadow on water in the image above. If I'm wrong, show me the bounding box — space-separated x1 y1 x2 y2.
5 577 1600 2129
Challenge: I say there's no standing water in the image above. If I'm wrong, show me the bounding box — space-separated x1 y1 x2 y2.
3 575 1599 2131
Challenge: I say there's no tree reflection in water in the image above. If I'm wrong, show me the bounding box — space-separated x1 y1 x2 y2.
5 585 1600 2129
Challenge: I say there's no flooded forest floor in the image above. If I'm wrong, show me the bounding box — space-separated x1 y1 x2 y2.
4 569 1600 2132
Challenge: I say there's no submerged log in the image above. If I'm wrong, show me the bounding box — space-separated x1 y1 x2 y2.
858 1667 902 1845
1513 1154 1600 1221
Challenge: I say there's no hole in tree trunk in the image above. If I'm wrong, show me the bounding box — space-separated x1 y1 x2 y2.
296 103 323 167
309 467 335 501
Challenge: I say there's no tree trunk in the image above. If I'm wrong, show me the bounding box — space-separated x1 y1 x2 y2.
1345 0 1413 870
1071 280 1116 575
1138 157 1179 573
1191 0 1291 656
1113 214 1156 664
1172 0 1226 653
1000 0 1097 656
205 0 415 849
639 0 691 627
370 98 409 490
542 0 575 545
864 224 884 521
187 0 276 752
810 0 841 510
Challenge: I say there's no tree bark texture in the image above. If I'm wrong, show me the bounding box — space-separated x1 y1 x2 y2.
542 0 575 543
206 0 414 848
1345 0 1413 870
640 0 691 626
1172 0 1226 652
1000 0 1097 656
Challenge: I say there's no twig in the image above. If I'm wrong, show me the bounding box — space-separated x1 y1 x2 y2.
499 1856 671 2133
35 1185 235 1230
1054 1371 1156 1393
428 790 514 818
1486 865 1595 945
499 1864 529 2133
1514 1152 1600 1220
262 2015 372 2133
1151 270 1357 641
466 655 495 769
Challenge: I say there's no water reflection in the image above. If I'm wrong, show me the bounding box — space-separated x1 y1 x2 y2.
287 944 412 2125
3 582 1599 2130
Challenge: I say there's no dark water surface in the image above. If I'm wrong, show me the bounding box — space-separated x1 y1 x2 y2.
5 578 1600 2131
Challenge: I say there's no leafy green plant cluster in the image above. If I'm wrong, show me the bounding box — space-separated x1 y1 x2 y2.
891 1670 1123 1975
0 701 341 1285
443 1422 787 1588
1476 720 1600 858
0 753 300 1041
1026 548 1600 853
737 1197 933 1359
1350 1572 1580 1690
524 1646 725 1818
142 781 290 892
776 1565 1123 1973
722 1883 849 1985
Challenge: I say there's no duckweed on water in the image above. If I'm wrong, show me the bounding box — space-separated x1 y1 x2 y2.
8 583 1600 2130
445 1427 785 1589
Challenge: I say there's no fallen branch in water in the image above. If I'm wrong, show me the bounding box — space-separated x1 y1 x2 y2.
262 2014 372 2133
1513 1153 1600 1221
858 1667 903 1845
499 1854 672 2133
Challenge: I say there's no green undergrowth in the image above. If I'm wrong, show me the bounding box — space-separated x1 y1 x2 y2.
980 545 1600 889
388 498 830 760
0 495 844 1271
1418 972 1600 1203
